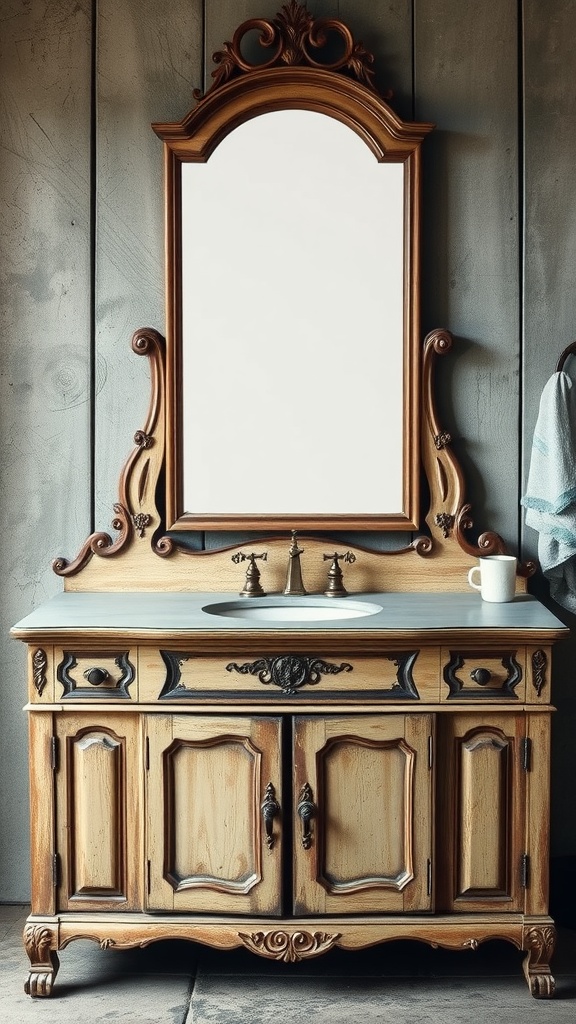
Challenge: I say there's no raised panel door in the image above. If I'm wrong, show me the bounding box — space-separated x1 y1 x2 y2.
438 712 526 912
55 712 142 911
292 714 434 914
146 714 283 914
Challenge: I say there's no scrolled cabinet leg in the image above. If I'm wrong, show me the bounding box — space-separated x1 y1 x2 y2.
24 924 60 998
522 925 556 998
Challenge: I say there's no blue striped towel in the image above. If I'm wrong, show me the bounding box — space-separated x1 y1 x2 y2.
521 370 576 612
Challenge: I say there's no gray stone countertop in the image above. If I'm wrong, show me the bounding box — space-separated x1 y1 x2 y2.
11 590 569 637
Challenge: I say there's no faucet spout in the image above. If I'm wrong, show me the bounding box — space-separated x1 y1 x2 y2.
284 531 307 596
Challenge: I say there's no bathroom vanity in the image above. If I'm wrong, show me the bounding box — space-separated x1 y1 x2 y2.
12 2 568 1000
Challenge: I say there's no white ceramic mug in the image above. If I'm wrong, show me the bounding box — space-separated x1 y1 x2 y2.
467 555 517 603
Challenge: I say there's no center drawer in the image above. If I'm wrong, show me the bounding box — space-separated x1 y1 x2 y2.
138 647 441 704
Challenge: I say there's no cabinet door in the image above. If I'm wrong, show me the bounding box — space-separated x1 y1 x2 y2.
293 714 434 914
55 712 142 911
147 714 283 914
437 713 526 912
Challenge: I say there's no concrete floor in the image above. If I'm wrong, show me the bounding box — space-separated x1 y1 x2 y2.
2 906 576 1023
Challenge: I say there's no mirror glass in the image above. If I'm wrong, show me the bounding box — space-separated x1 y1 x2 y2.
180 109 408 524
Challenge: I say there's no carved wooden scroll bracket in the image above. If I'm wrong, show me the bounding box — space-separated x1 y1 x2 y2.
196 1 382 100
52 328 165 577
422 328 536 578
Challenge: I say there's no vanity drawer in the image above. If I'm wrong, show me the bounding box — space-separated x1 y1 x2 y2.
55 647 138 701
441 647 526 701
139 648 441 704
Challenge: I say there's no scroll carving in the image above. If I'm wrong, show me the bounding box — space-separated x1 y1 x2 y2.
52 328 165 576
203 2 379 98
32 648 48 696
422 328 536 577
226 655 352 695
238 929 341 962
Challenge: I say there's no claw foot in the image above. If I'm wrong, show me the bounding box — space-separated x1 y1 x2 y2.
522 925 556 999
23 924 60 998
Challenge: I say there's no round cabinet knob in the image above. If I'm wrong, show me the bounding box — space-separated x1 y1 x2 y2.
470 667 492 687
83 667 109 686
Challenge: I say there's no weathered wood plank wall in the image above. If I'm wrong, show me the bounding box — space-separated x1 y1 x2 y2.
1 0 575 900
0 0 92 900
523 0 576 859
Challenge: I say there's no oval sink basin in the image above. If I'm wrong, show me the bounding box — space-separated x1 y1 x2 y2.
202 598 382 622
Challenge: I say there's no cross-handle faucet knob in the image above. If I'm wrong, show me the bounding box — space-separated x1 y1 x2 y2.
322 550 356 597
231 551 268 597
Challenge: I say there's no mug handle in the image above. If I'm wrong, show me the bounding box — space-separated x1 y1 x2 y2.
468 566 482 591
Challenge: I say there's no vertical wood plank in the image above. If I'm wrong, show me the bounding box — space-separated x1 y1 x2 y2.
415 0 520 545
95 0 202 526
523 0 576 863
0 0 92 900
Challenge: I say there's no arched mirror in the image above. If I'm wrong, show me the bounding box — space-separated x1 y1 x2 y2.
153 2 433 533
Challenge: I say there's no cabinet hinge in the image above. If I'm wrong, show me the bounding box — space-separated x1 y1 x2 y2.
521 737 532 772
147 859 151 895
426 858 432 896
50 736 59 771
52 853 60 888
428 735 433 770
145 736 150 771
521 853 530 889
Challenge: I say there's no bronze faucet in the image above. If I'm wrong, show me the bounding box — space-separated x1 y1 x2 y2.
323 550 356 597
231 551 267 597
284 531 307 595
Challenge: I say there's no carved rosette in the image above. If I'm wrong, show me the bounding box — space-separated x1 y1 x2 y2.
238 929 341 962
435 512 454 538
226 655 353 695
32 648 48 696
204 1 378 97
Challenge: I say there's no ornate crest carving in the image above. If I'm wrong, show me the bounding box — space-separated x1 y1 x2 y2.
226 654 353 695
204 2 378 97
238 929 341 962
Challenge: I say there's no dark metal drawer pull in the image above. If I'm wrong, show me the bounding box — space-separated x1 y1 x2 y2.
83 667 110 686
470 667 492 686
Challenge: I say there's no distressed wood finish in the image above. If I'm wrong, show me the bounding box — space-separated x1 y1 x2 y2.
438 713 527 913
55 713 142 912
147 714 283 914
292 714 433 915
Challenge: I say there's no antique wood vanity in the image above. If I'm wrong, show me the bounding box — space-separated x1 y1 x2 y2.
12 3 568 1000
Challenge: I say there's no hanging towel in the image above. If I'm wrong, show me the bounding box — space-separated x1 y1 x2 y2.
521 370 576 612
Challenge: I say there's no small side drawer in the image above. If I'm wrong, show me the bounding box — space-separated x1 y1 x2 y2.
139 647 441 703
55 648 137 700
441 647 526 701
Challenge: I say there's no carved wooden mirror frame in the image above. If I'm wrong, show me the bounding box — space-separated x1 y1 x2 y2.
152 1 434 533
52 3 534 585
